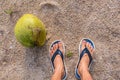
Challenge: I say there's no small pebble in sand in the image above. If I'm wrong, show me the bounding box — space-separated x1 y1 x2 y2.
9 45 13 49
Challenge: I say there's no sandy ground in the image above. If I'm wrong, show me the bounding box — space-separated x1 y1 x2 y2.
0 0 120 80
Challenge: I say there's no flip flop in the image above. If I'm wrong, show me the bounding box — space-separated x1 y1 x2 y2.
49 40 67 80
75 38 95 80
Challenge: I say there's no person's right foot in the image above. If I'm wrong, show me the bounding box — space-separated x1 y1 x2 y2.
78 40 95 77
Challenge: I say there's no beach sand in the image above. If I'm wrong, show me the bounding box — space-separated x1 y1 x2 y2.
0 0 120 80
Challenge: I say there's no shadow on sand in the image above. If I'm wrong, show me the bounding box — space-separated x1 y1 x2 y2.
24 43 52 80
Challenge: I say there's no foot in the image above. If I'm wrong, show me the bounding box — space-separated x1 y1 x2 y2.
78 40 94 79
50 42 65 79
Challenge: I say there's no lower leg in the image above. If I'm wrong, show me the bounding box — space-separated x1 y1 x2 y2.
51 55 64 80
80 69 93 80
78 54 93 80
51 71 62 80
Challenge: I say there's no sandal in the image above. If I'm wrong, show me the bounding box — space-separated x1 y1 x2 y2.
49 40 67 80
75 38 95 80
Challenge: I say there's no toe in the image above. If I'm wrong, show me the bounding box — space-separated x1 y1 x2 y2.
86 42 89 48
81 40 86 51
88 43 91 48
86 42 94 55
58 42 64 54
50 43 59 57
90 45 93 51
53 44 56 50
90 45 93 53
52 44 58 54
91 49 95 54
50 47 54 57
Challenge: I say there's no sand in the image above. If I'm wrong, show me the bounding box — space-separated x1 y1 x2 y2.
0 0 120 80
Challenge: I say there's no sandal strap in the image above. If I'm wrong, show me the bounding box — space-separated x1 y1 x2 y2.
77 48 93 68
51 48 66 80
51 49 64 68
80 48 92 66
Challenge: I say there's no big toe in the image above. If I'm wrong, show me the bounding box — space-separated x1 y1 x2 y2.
81 40 86 51
50 43 58 57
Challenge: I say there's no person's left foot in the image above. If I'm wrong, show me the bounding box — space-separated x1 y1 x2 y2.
50 42 65 78
78 40 94 78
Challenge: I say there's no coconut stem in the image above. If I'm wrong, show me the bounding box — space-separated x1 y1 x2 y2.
32 28 41 46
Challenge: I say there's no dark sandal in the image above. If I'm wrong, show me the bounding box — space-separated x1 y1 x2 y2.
49 40 67 80
75 38 95 80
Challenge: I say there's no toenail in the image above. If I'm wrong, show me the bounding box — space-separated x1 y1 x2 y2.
83 40 86 43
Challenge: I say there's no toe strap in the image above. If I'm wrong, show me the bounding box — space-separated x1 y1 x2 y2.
51 49 67 80
80 48 93 66
51 49 64 68
77 48 93 68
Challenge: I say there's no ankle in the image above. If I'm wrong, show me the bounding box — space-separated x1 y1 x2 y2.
78 53 93 80
78 53 90 75
80 70 93 80
54 66 64 77
78 63 88 75
52 69 63 80
78 65 93 80
51 71 62 80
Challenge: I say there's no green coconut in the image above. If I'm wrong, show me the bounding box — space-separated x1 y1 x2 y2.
14 14 46 47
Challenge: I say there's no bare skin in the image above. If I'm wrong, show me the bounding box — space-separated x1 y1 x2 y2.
50 42 64 80
50 40 94 80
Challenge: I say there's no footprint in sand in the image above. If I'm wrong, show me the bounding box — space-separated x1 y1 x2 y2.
40 1 60 13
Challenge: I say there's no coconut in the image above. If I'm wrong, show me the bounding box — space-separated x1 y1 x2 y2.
14 14 46 47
